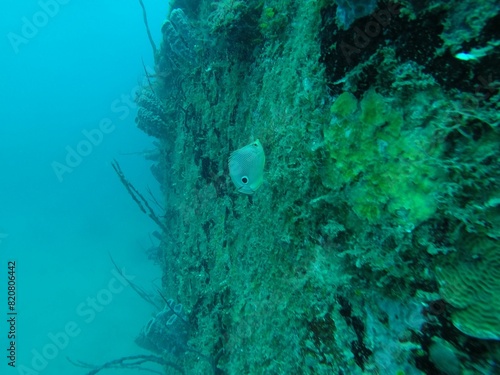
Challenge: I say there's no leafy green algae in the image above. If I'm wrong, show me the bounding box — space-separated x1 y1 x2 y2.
325 90 444 227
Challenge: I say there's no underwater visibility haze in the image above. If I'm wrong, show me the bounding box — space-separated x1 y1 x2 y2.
1 0 500 374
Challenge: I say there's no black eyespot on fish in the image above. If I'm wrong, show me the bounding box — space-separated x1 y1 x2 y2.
241 176 249 184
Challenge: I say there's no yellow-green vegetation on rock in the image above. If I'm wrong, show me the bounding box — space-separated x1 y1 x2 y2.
258 5 289 39
324 89 445 227
437 236 500 340
207 0 248 33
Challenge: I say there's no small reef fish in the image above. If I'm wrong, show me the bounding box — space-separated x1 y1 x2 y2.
228 139 265 195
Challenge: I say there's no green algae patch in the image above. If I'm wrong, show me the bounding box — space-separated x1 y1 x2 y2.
324 90 444 227
360 89 389 127
330 91 358 117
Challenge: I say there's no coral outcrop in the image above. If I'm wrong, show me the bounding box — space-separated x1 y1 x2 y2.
437 237 500 340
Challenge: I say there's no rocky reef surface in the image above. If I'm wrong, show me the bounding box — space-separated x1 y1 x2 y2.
135 1 500 373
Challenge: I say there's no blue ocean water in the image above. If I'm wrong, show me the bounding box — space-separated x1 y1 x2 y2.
1 1 169 374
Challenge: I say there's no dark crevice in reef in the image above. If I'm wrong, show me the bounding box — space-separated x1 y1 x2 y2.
337 295 372 370
319 1 499 97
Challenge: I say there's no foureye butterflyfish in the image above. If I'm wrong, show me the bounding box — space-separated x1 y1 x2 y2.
228 139 265 195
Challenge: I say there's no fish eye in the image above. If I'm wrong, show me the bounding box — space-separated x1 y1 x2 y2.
241 176 249 184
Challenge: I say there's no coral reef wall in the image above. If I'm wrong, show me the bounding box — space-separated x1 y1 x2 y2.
136 0 500 373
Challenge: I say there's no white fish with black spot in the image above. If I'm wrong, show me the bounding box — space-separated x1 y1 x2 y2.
228 139 265 195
